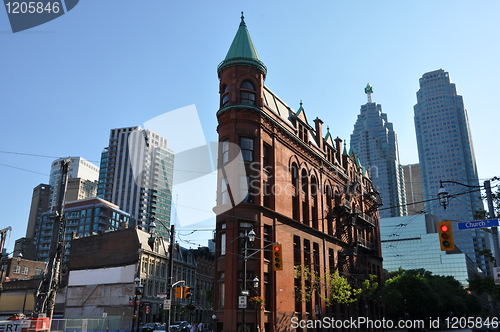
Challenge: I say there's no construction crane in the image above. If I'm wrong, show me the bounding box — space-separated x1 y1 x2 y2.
32 158 71 320
0 226 13 291
0 226 12 255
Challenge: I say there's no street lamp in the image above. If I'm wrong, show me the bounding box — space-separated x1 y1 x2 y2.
252 277 260 332
241 229 255 332
132 277 144 332
438 178 500 266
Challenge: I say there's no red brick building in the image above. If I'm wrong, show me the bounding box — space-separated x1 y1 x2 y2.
213 15 383 332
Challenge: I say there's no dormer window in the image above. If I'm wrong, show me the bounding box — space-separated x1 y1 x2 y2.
240 81 256 105
221 84 230 107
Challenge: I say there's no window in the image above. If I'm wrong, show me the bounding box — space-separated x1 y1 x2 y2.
263 144 272 170
239 175 250 203
240 137 254 162
13 265 21 274
240 81 256 105
221 177 229 204
221 84 229 107
220 233 226 256
221 139 229 164
22 266 29 275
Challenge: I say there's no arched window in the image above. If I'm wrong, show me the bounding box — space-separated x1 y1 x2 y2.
240 81 256 105
311 176 318 229
221 84 230 107
291 163 299 220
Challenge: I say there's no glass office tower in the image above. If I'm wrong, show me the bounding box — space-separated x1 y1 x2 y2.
351 84 407 218
414 69 490 275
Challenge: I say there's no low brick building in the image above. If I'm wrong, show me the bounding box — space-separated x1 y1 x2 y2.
213 15 384 332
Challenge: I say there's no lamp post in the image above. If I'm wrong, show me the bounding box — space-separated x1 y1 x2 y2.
438 178 500 266
241 229 255 332
252 277 260 332
211 314 217 332
132 277 144 332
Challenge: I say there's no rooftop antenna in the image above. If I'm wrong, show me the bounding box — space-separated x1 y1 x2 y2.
365 83 373 103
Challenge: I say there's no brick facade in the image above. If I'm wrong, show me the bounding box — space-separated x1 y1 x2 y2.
213 16 383 332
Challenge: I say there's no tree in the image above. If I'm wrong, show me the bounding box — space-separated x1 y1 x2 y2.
323 270 362 305
383 269 480 319
468 273 500 302
294 265 373 306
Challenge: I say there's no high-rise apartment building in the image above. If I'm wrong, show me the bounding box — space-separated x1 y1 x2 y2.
350 84 406 218
36 197 133 262
97 127 174 238
414 69 490 275
49 157 99 209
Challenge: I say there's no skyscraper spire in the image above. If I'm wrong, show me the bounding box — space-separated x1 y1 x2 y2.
365 83 373 103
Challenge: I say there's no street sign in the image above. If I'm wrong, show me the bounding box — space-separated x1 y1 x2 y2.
163 299 171 310
238 295 247 309
494 267 500 286
457 218 499 230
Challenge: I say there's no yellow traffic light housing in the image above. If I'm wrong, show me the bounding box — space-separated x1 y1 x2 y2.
184 287 192 298
174 287 184 299
438 220 455 251
272 243 283 271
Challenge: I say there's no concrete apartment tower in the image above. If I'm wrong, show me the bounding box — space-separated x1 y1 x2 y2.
97 127 174 239
350 84 406 218
48 156 99 209
414 69 490 275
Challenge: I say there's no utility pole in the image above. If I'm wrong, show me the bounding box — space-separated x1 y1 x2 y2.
485 180 500 266
165 225 175 330
33 158 70 319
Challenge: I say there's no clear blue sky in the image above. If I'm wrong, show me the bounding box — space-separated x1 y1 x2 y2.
2 1 500 253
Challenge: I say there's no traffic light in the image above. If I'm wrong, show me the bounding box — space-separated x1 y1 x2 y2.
174 287 184 299
438 220 455 251
272 243 283 271
184 287 192 298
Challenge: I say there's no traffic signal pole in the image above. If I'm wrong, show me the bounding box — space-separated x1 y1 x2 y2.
166 225 175 331
485 180 500 267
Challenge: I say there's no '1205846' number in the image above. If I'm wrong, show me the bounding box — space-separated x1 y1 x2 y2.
5 2 60 14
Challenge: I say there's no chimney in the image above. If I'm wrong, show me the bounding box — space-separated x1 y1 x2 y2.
314 117 324 151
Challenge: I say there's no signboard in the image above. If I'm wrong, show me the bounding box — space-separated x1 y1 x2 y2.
457 219 499 230
238 295 247 309
0 320 25 332
163 299 171 310
494 267 500 286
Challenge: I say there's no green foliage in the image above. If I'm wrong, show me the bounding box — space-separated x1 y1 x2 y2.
294 265 375 305
383 269 481 319
323 270 362 305
468 274 500 302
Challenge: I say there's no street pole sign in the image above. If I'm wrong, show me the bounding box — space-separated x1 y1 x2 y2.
163 299 171 310
238 296 247 309
494 267 500 286
457 219 499 230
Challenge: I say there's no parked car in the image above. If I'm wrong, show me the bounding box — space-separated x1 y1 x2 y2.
169 321 189 332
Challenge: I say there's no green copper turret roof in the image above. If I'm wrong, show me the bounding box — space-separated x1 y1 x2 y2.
217 13 267 76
